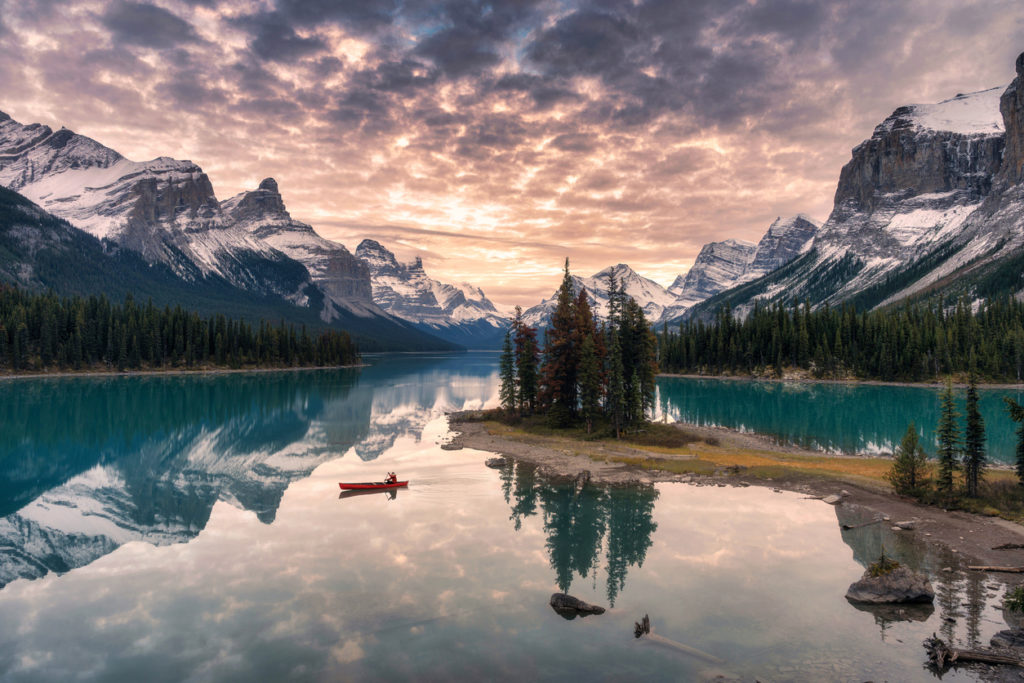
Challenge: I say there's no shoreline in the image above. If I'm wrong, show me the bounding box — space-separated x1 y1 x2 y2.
658 372 1024 390
0 363 367 382
447 411 1024 569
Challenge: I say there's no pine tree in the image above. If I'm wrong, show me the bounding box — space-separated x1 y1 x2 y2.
513 306 540 414
935 379 961 498
499 327 517 414
578 333 602 433
963 374 986 497
540 258 578 425
1006 397 1024 485
886 423 930 497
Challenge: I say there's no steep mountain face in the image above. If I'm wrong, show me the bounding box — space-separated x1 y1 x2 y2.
686 53 1024 320
0 113 313 305
355 239 508 348
668 239 756 309
746 215 820 278
223 178 379 321
522 263 676 328
661 216 819 322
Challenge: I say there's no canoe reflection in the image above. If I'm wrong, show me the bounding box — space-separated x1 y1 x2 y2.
338 488 399 501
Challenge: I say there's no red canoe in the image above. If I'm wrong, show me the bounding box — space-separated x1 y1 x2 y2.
339 481 408 490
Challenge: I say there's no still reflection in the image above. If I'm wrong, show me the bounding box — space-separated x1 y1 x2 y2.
0 353 499 588
496 460 658 606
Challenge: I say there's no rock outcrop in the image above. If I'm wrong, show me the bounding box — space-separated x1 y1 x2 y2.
549 593 606 619
845 565 935 604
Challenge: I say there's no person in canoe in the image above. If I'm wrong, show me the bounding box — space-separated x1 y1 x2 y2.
386 472 398 484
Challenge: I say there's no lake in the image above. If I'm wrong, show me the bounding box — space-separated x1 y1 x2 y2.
657 376 1024 462
0 353 1018 681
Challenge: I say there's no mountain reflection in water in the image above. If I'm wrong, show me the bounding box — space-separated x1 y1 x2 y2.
0 353 498 588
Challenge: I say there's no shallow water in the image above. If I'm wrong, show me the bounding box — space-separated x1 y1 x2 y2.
0 353 1017 681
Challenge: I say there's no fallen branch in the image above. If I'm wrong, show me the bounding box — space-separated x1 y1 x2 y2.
968 565 1024 573
924 634 1024 670
841 519 884 531
633 614 724 664
993 543 1024 550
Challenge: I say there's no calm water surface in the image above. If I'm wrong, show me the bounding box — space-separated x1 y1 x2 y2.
0 354 1017 681
657 377 1024 461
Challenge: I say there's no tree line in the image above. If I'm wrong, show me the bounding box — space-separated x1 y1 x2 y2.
659 297 1024 382
500 260 658 434
0 286 359 372
889 375 1024 505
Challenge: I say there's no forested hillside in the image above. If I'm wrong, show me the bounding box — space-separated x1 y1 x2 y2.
0 287 359 373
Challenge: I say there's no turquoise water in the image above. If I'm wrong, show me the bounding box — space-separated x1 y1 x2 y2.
656 377 1024 462
0 354 1015 681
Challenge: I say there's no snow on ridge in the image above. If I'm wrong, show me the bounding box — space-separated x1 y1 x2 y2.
905 86 1005 135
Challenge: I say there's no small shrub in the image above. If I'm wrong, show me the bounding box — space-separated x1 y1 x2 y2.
1005 586 1024 612
867 549 901 577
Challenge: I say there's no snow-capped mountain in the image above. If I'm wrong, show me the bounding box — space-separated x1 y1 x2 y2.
0 110 458 350
355 239 509 348
686 52 1024 320
667 239 757 309
661 216 819 321
222 178 380 321
0 112 314 305
522 263 676 328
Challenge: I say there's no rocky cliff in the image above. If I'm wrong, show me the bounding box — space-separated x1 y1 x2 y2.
223 178 380 320
355 239 508 348
684 51 1024 319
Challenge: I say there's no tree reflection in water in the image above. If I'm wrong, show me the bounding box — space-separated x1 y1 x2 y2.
497 461 658 606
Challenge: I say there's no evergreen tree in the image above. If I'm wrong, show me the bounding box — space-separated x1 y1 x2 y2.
963 374 986 497
935 379 961 498
886 423 930 497
1006 397 1024 485
513 306 540 414
499 327 517 414
540 258 579 424
578 333 602 433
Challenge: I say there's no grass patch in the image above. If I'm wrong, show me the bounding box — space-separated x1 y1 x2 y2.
867 549 901 577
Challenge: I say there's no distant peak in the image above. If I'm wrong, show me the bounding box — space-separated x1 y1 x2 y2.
356 238 387 252
258 177 279 193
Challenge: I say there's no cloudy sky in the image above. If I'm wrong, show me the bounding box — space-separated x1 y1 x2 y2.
1 0 1022 306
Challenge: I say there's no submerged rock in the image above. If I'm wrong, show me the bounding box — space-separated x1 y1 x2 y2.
991 629 1024 649
485 457 510 468
550 593 606 620
845 566 935 604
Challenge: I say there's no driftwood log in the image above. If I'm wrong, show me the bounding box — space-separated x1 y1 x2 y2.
924 634 1024 670
993 543 1024 550
632 614 724 664
840 519 884 531
968 565 1024 573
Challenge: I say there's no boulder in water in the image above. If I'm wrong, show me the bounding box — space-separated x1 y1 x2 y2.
549 593 606 619
845 565 935 604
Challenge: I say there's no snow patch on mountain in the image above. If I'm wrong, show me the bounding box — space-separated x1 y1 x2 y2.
355 239 508 346
897 87 1005 136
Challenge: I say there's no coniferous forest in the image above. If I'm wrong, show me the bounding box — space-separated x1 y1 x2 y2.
0 286 359 373
500 260 658 435
659 297 1024 382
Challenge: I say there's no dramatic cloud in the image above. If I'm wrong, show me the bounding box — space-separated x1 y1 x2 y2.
1 0 1023 306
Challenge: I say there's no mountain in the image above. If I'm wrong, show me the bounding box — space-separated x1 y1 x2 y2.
686 52 1024 319
522 263 676 329
222 177 379 321
355 239 509 348
0 111 456 351
661 216 819 321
